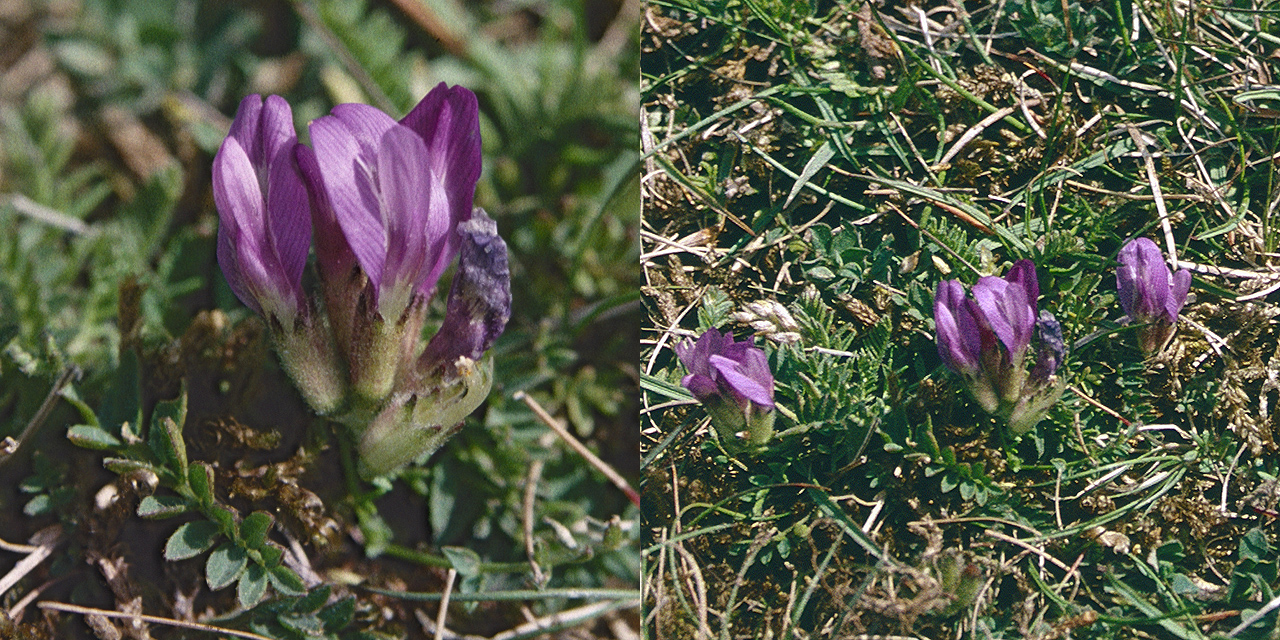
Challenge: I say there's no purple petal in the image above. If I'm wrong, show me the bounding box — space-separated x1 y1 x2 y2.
710 354 774 409
400 84 482 296
258 95 298 172
971 275 1033 358
214 137 268 313
265 138 310 294
1004 259 1039 311
375 125 443 316
294 143 354 281
1116 238 1167 321
417 209 512 375
214 94 311 323
735 341 773 385
225 95 264 163
308 112 389 290
934 280 981 373
676 328 725 379
1166 268 1191 321
329 103 399 164
681 373 720 402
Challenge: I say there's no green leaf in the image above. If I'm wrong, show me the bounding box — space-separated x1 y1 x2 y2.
58 386 100 428
208 504 236 531
148 379 189 477
239 511 273 550
806 266 835 280
164 521 222 560
137 495 189 519
318 597 356 632
237 563 269 608
152 388 188 441
639 373 693 402
441 546 482 577
355 500 393 557
23 494 51 516
259 544 284 567
267 565 308 596
205 543 248 591
103 458 160 476
150 416 188 476
1241 528 1271 563
188 462 214 506
784 140 834 208
278 613 325 637
295 585 332 613
67 424 121 450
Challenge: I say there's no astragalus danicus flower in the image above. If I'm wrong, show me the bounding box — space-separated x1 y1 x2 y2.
214 84 510 478
933 260 1065 434
214 94 346 414
1116 237 1191 354
675 328 776 451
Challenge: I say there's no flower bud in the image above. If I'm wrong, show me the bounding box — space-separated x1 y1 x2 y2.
418 209 512 380
357 357 493 479
214 95 310 328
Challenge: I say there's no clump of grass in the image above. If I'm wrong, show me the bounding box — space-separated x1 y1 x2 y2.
642 0 1280 637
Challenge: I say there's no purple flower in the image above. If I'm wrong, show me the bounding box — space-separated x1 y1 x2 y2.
1116 237 1191 352
211 85 508 473
214 94 311 327
934 260 1038 382
675 329 775 450
933 260 1064 432
214 95 347 413
298 83 481 323
676 329 774 408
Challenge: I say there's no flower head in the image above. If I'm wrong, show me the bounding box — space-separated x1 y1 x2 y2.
675 329 775 450
933 260 1064 433
214 95 346 413
300 83 481 324
1116 237 1191 352
212 85 507 474
297 84 485 402
214 94 311 328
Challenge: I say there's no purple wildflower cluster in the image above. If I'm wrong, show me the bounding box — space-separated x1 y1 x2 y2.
671 237 1194 449
213 85 511 477
674 329 776 451
933 260 1065 433
931 238 1191 432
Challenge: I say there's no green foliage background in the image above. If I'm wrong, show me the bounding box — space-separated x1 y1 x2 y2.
641 0 1280 637
0 0 639 637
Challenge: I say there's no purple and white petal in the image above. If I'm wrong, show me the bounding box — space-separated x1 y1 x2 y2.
308 114 388 290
